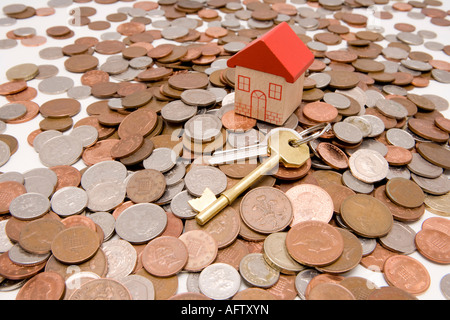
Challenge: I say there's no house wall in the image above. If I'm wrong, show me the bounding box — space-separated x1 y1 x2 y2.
234 66 305 125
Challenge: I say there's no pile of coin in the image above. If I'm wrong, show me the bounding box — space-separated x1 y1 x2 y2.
0 0 449 301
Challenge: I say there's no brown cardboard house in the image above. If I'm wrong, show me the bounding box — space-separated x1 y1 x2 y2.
227 22 314 125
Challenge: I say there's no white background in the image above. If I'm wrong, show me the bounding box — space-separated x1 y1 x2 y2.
0 0 449 300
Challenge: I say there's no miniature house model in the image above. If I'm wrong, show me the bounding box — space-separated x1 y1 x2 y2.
227 22 314 125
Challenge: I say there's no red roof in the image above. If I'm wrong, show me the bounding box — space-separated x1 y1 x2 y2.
227 22 314 83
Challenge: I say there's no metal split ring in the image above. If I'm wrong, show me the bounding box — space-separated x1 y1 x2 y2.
290 122 332 147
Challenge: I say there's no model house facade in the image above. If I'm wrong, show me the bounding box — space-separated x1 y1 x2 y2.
227 22 314 125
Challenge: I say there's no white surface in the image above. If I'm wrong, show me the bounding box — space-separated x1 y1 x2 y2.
0 0 449 300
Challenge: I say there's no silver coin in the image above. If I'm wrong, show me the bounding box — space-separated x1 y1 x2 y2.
323 92 351 110
223 41 246 53
349 149 389 183
39 47 64 60
24 175 54 198
101 239 137 280
81 160 127 191
361 115 385 137
424 41 444 51
100 59 129 75
0 120 5 134
198 263 241 300
400 59 432 72
181 89 217 107
67 85 92 100
440 274 450 300
170 190 197 219
51 186 88 217
227 129 262 149
386 128 415 150
87 211 116 241
396 32 424 46
333 122 363 144
120 274 155 300
386 166 411 180
129 56 153 70
0 103 27 121
0 141 10 167
295 268 320 300
155 179 184 205
410 173 450 196
48 0 74 8
0 220 14 253
407 153 443 179
9 192 50 220
432 69 450 84
184 165 227 197
23 167 58 187
3 4 27 15
342 170 374 194
343 116 372 138
143 147 177 173
163 162 186 186
87 181 126 212
115 203 167 244
0 39 17 50
161 26 189 40
184 114 222 143
308 73 331 89
33 130 62 153
379 221 416 255
69 125 98 148
382 47 409 60
38 76 74 95
422 94 449 111
13 27 36 38
161 100 197 123
375 99 408 120
186 272 201 293
39 135 83 167
0 171 24 184
8 243 50 266
239 253 279 288
357 236 377 256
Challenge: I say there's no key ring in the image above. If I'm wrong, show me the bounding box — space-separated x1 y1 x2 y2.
289 122 332 147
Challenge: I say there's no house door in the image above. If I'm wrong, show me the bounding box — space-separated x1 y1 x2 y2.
251 90 267 121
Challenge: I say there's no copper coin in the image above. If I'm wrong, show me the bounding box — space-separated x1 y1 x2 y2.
340 194 393 238
307 282 356 300
422 217 450 235
0 251 45 281
142 236 188 277
95 40 126 55
118 108 158 139
39 116 73 132
64 54 99 73
120 138 155 166
385 177 424 208
160 211 183 238
286 220 344 267
384 145 412 166
6 86 37 102
19 219 65 255
302 102 338 123
368 286 417 300
0 80 27 95
320 183 355 214
74 116 115 140
69 278 131 300
40 98 81 118
408 118 449 143
82 139 119 166
126 169 166 203
16 271 65 300
51 226 100 264
221 110 256 132
232 288 277 300
273 158 311 181
50 165 81 190
416 142 450 170
184 207 240 249
110 134 144 159
415 229 450 264
240 187 293 234
168 72 209 90
61 215 96 232
316 142 348 170
383 255 430 295
148 44 173 59
373 185 424 222
81 70 109 87
117 22 146 36
179 230 218 272
0 181 26 214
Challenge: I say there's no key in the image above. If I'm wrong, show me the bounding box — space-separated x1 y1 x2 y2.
195 128 310 225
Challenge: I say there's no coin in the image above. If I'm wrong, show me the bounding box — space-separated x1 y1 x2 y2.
263 232 304 274
199 263 241 300
19 219 65 255
184 165 227 197
142 236 188 277
349 149 389 183
115 203 167 244
51 186 88 217
415 229 450 264
379 221 416 255
286 220 344 267
51 226 100 264
385 177 424 208
341 194 393 238
285 184 334 226
101 239 137 280
307 282 356 300
239 253 280 288
416 142 450 170
184 114 222 143
69 278 131 300
179 230 218 272
16 271 65 300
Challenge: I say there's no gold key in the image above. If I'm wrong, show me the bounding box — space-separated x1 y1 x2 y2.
195 128 312 225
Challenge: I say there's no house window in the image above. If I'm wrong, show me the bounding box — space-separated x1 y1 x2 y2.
238 75 250 92
269 83 282 100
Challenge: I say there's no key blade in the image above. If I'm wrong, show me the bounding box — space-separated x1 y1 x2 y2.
208 144 268 165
